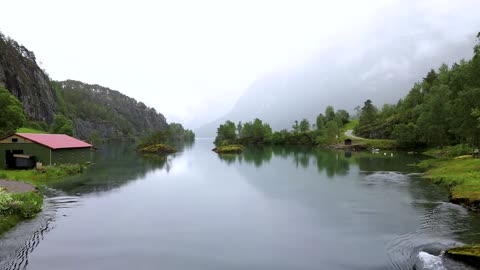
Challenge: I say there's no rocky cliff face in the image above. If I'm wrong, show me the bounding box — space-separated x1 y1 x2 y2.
0 32 57 124
57 80 168 140
0 32 169 140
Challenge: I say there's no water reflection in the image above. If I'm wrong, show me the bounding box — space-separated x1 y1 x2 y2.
46 143 178 195
216 146 422 178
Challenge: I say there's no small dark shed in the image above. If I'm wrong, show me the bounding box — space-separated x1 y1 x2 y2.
344 139 352 145
0 133 93 169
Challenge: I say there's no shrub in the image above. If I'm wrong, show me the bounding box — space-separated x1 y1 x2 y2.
0 190 43 219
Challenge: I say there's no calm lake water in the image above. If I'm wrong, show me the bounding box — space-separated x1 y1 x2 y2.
1 139 480 270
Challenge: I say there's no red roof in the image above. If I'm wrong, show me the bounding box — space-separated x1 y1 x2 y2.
16 133 92 149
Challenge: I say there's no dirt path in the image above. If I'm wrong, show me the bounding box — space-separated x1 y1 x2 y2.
344 130 366 140
0 179 37 193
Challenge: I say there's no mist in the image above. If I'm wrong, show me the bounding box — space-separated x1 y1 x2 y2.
0 0 479 132
196 0 480 136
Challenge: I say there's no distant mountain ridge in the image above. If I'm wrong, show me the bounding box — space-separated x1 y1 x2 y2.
0 32 168 140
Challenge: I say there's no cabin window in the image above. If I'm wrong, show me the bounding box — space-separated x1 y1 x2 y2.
11 138 18 143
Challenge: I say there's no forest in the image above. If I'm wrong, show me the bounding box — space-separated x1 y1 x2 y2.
214 106 349 146
355 33 480 149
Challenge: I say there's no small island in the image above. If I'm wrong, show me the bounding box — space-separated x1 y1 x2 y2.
136 123 195 156
138 144 177 154
212 144 244 154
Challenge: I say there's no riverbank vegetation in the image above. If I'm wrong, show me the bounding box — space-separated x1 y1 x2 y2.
420 157 480 211
0 87 26 137
136 122 195 155
354 33 480 150
0 164 87 186
212 145 244 154
214 106 351 147
0 189 43 235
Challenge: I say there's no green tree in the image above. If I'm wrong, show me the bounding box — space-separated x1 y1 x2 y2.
316 114 326 130
325 121 339 143
473 108 480 127
359 99 377 126
49 114 73 135
325 106 336 122
292 120 300 133
237 121 243 136
392 123 418 148
335 109 350 125
299 118 310 132
0 87 26 137
215 120 236 143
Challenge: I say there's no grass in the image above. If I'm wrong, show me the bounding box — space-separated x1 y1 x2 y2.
341 119 359 132
423 144 473 158
0 214 22 235
339 120 399 150
0 164 86 235
16 127 45 134
0 189 43 236
421 157 480 209
446 245 480 267
0 164 87 187
212 144 244 154
355 138 399 149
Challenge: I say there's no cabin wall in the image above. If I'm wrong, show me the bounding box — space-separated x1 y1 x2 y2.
0 135 34 144
51 148 91 165
0 144 51 169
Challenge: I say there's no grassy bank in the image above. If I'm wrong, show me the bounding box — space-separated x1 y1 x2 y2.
0 164 87 186
0 189 43 235
420 156 480 210
0 164 87 235
340 120 399 150
16 127 45 134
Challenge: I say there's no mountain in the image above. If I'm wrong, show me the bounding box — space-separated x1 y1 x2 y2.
196 28 480 137
0 32 168 140
0 32 57 124
53 80 168 140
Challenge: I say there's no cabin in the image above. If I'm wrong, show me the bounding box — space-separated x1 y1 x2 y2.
0 133 93 169
344 139 352 145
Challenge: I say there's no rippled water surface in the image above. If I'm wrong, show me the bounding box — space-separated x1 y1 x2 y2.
1 139 480 270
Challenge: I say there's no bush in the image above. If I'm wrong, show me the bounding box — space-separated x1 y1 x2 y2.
0 190 43 219
34 164 86 178
212 145 244 154
139 144 177 154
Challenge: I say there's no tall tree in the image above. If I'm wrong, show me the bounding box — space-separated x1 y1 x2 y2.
316 114 326 130
0 87 26 137
359 99 377 126
325 106 336 122
299 119 310 132
49 114 74 136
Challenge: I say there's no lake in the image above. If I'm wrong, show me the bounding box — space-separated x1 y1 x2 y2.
1 138 480 270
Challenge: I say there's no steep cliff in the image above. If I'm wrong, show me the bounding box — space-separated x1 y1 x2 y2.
0 32 57 124
0 32 169 140
54 80 168 140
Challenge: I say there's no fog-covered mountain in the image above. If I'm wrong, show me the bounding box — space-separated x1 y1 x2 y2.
196 2 480 137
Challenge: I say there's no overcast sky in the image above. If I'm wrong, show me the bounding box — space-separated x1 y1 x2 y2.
0 0 479 128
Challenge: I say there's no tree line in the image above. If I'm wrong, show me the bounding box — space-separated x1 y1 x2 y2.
355 32 480 149
214 106 349 146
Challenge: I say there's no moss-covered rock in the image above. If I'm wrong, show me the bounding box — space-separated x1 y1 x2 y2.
212 144 244 154
446 245 480 267
138 144 177 155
